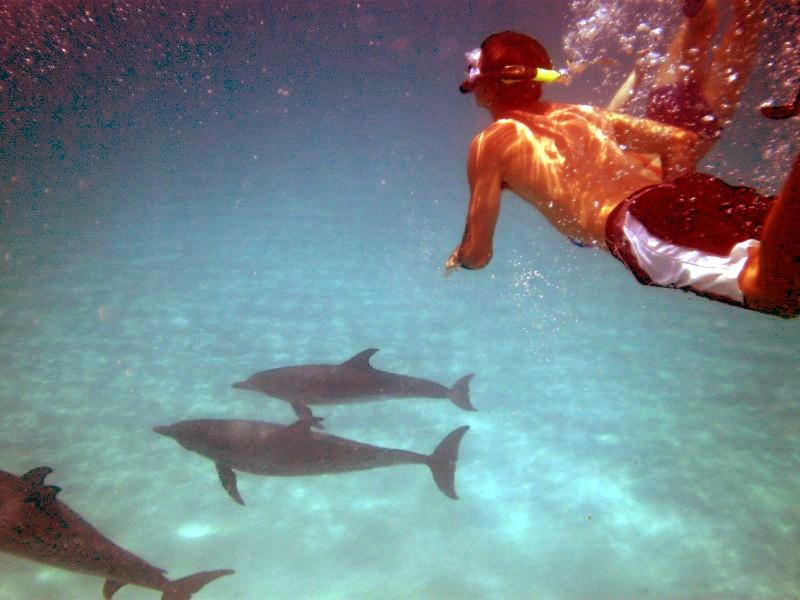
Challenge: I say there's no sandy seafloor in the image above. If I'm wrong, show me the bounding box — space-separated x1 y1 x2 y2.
1 2 799 599
1 173 798 600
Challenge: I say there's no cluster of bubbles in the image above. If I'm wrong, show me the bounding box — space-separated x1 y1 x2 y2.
752 4 800 191
0 0 462 199
563 0 799 192
0 0 277 181
563 0 674 106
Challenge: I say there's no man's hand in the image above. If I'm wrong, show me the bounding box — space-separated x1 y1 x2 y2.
444 249 461 276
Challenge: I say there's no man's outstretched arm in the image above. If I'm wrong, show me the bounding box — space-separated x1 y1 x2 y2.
446 124 507 271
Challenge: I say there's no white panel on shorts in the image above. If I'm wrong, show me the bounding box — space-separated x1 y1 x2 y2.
623 211 760 303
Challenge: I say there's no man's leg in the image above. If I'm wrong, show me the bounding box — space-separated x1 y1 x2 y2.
739 151 800 316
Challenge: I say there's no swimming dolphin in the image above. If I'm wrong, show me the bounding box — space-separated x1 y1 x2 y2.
0 466 233 599
154 418 469 505
232 348 476 420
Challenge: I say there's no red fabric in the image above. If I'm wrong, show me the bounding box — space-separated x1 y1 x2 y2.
605 198 653 285
605 174 776 310
683 0 706 17
621 173 774 256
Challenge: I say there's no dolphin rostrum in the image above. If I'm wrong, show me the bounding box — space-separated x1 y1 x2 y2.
232 348 476 419
154 418 469 505
0 466 233 599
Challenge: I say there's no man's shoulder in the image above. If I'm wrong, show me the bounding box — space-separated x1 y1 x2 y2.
542 102 607 122
468 119 529 155
472 103 604 140
486 103 604 129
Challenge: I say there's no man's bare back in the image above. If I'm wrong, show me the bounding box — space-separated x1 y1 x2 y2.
449 102 694 269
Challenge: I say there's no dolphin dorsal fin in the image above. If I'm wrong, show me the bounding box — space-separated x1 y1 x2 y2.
340 348 379 371
215 463 245 506
21 466 53 486
20 468 61 507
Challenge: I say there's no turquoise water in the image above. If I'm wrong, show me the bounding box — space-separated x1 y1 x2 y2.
1 2 799 599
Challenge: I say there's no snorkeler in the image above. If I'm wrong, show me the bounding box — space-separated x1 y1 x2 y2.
445 28 800 318
607 0 764 166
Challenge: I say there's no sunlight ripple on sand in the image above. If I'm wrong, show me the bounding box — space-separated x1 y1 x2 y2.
176 522 215 539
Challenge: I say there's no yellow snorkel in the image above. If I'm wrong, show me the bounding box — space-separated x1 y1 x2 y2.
498 64 566 86
532 67 562 83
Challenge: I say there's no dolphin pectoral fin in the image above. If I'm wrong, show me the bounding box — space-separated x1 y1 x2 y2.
340 348 380 371
103 579 126 599
215 463 244 506
287 416 324 433
271 417 325 444
290 402 323 428
162 569 235 600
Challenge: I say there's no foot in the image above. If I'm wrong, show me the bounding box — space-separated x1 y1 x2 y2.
761 87 800 120
683 0 706 17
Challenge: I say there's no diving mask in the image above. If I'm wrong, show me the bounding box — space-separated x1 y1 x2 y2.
460 47 563 93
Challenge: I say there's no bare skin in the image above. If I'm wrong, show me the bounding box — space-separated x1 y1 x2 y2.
739 151 800 314
445 102 696 268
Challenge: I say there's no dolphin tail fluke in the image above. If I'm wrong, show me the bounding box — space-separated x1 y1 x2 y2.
162 569 235 600
427 425 469 500
448 374 476 411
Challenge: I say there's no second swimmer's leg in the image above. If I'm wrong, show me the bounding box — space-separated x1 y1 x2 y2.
702 0 764 124
653 0 719 88
684 0 706 17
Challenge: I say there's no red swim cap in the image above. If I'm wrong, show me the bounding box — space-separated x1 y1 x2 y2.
480 31 552 77
461 31 552 109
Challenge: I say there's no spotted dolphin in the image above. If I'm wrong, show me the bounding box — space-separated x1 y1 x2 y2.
232 348 476 420
154 418 469 505
0 466 233 599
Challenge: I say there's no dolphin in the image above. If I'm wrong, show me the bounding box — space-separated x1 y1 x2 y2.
154 418 469 505
0 466 233 599
232 348 476 420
